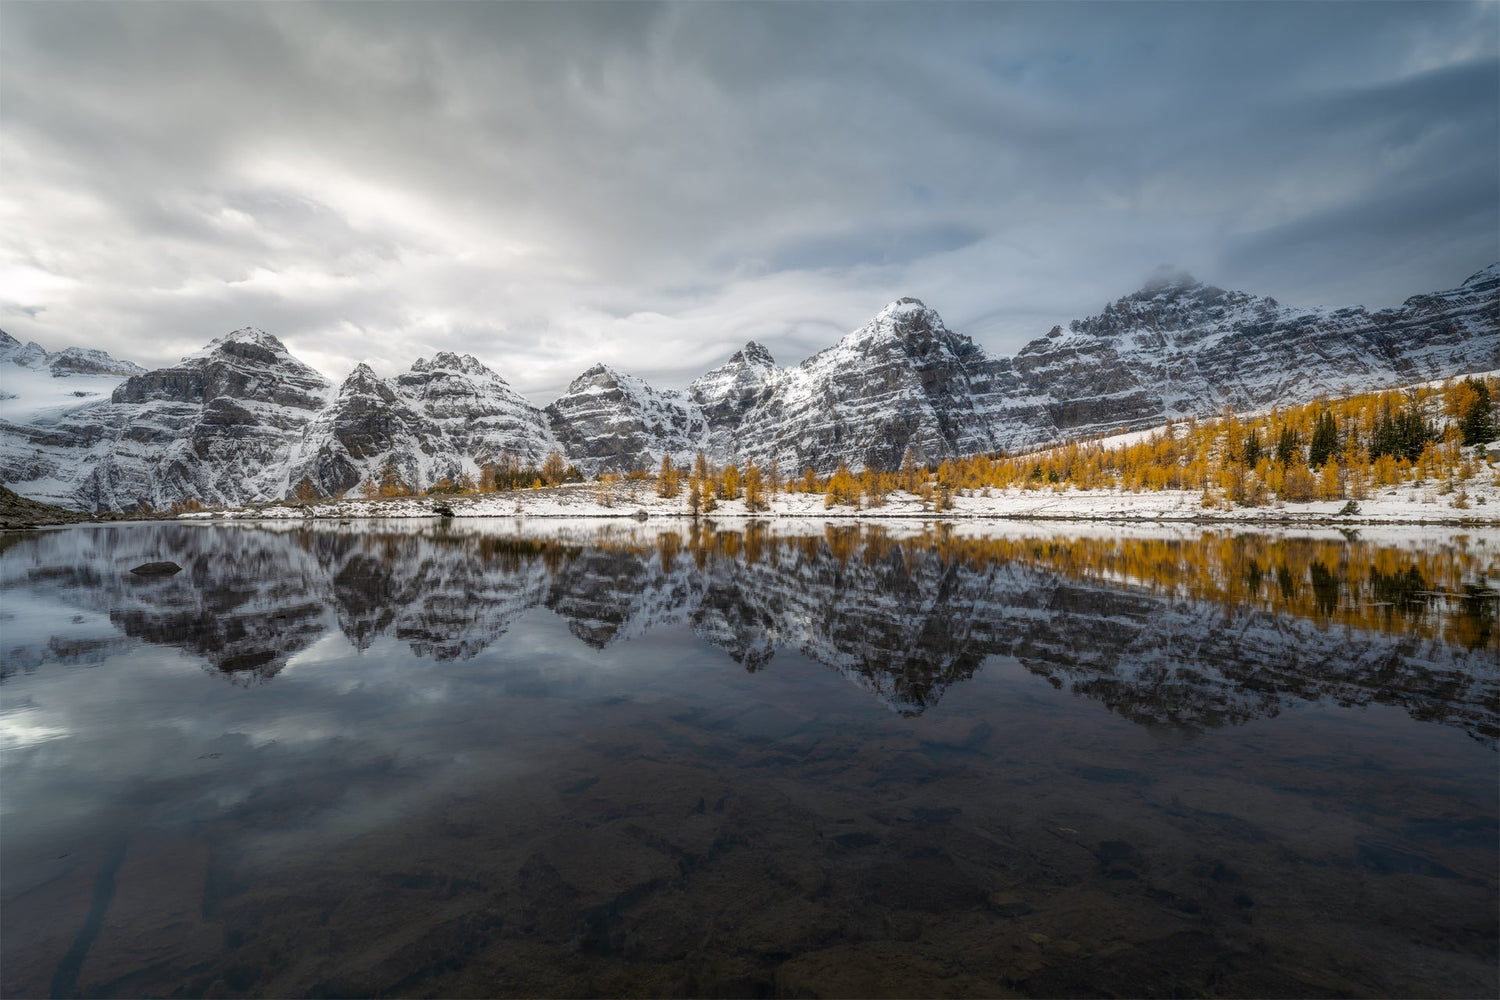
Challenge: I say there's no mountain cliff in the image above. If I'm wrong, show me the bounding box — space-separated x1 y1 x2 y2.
1 264 1495 509
0 328 332 509
546 363 709 476
1012 264 1500 439
288 353 557 496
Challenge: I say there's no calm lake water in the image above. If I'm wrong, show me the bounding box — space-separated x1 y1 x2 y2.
2 519 1496 998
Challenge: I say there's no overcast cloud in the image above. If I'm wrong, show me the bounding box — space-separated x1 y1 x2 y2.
1 1 1495 400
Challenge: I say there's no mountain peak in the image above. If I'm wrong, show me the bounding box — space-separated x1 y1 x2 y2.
193 327 295 364
843 297 949 349
220 326 284 347
730 341 776 368
876 296 930 319
409 351 491 376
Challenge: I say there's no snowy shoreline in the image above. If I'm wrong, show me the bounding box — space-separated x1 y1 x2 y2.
171 479 1500 528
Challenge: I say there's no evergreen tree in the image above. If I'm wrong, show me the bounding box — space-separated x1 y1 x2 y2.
1459 378 1494 445
1371 403 1431 462
1308 411 1338 468
899 447 921 492
378 460 409 498
1241 429 1261 467
1274 426 1301 466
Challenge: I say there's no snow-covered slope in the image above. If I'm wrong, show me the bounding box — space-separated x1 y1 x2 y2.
551 263 1497 476
287 352 557 496
1011 263 1500 440
0 328 146 426
0 328 332 510
545 363 709 475
697 298 1055 474
2 264 1495 510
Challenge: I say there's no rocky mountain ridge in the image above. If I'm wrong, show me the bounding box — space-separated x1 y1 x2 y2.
0 328 145 378
1 265 1496 510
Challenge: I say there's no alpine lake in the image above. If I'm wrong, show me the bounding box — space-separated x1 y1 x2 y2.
1 518 1496 999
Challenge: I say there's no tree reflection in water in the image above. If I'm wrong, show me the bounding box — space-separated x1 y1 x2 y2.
4 520 1495 741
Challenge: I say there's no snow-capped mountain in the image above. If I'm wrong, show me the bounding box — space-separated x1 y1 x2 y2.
0 328 146 377
0 328 147 428
1011 263 1500 440
546 363 709 476
0 328 332 509
547 264 1497 476
287 352 557 496
697 298 1055 474
1 264 1495 509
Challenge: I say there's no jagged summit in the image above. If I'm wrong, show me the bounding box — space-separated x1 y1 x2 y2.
730 341 776 367
0 330 144 377
200 326 287 350
1452 262 1499 296
409 351 498 378
1 264 1495 511
564 362 629 394
828 296 952 355
873 296 938 325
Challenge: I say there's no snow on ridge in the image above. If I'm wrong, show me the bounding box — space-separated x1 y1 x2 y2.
3 261 1496 511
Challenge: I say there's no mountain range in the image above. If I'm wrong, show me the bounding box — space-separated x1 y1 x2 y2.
1 264 1496 511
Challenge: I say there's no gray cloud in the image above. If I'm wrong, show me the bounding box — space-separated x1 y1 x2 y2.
1 0 1495 401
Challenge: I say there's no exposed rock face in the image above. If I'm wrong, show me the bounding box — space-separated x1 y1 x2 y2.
1 265 1496 508
287 353 556 496
689 341 777 431
701 299 1056 474
0 328 332 510
0 329 146 377
553 265 1497 475
545 363 708 475
1011 264 1500 439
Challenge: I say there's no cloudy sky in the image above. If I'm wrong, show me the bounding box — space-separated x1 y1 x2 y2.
1 1 1496 401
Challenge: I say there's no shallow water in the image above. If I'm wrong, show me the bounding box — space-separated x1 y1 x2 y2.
2 519 1496 998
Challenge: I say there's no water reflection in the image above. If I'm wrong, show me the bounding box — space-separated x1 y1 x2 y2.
2 520 1497 999
3 520 1496 741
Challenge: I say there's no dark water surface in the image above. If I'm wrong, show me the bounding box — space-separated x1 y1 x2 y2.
1 519 1496 998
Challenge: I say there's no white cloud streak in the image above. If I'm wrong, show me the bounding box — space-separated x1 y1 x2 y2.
1 1 1494 401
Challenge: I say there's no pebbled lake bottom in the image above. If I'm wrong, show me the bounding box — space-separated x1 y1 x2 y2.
1 519 1496 998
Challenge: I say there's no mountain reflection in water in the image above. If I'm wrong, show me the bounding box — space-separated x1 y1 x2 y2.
3 520 1496 740
1 520 1496 999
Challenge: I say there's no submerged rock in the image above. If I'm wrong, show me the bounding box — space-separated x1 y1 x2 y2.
129 561 182 576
